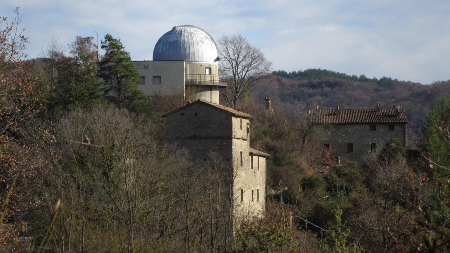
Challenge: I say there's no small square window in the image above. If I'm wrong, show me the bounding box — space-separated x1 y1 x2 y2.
205 67 211 75
324 144 330 150
140 76 145 85
370 125 376 131
347 143 354 153
389 125 395 131
153 76 161 84
371 143 377 152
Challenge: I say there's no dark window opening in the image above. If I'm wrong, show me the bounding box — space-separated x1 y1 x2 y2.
389 125 395 131
251 156 253 169
240 151 243 166
252 190 254 202
241 189 243 201
324 144 330 150
153 76 161 84
371 143 377 152
140 76 145 85
347 143 354 153
240 119 243 130
257 189 259 201
370 124 376 131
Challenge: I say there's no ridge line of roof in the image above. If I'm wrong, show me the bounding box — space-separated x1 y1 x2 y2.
162 100 253 119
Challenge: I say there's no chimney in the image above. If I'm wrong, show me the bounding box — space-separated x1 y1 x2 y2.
264 96 272 109
376 102 381 112
394 105 402 117
336 105 341 115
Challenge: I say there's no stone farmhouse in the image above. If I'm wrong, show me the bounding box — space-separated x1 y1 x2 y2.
136 25 269 221
308 103 408 162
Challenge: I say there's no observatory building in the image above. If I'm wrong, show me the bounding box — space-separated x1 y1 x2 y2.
134 25 226 104
146 25 268 222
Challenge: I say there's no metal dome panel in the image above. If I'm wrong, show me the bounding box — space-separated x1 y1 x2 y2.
153 25 218 62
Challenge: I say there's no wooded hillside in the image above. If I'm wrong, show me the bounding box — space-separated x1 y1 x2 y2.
251 69 450 145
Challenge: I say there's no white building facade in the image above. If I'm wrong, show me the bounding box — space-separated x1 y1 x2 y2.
134 25 226 104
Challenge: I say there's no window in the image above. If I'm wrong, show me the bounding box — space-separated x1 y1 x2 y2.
389 125 395 131
371 143 377 152
324 144 330 150
370 124 376 131
153 76 161 84
140 76 145 85
241 189 243 201
240 151 243 166
251 156 253 169
252 190 254 202
205 67 211 75
240 119 243 130
257 189 260 201
347 143 354 153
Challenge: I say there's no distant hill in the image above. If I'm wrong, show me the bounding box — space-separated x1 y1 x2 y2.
250 69 450 145
273 69 398 87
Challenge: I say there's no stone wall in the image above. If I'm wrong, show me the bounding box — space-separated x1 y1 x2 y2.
232 153 266 219
166 103 232 140
320 123 407 161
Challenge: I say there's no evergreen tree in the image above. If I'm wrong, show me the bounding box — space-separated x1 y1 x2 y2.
420 94 450 172
98 34 144 105
324 208 355 253
36 36 102 113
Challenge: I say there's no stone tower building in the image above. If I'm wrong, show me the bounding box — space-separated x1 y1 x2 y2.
133 25 226 103
164 100 268 221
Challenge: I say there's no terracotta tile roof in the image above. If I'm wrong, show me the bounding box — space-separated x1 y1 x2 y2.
250 148 269 158
163 100 252 119
313 164 331 174
308 107 408 124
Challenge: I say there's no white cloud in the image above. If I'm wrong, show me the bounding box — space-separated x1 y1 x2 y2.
1 0 449 83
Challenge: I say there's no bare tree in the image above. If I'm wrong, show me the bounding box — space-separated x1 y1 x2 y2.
218 35 272 109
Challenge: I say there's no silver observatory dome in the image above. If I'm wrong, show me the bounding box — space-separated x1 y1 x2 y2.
153 25 218 63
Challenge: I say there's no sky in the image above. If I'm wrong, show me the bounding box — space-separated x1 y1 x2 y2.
1 0 449 84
